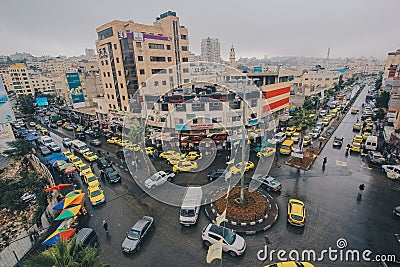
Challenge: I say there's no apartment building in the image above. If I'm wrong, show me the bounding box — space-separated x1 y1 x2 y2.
95 11 190 122
30 74 56 95
201 37 221 63
5 63 33 96
291 70 340 97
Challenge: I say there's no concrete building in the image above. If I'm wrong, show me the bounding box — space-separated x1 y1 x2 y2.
5 63 33 97
383 49 400 84
85 48 96 57
291 70 340 97
30 74 56 95
201 37 221 63
95 11 190 124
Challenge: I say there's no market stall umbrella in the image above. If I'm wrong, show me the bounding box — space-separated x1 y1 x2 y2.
42 229 76 246
52 192 84 210
52 160 66 168
55 205 82 221
45 184 73 193
59 163 74 171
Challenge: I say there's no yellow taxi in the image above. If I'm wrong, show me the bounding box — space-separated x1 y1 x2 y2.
353 123 362 131
265 262 314 267
362 131 371 140
29 122 36 127
76 163 92 176
35 124 42 130
329 111 337 118
308 114 316 119
83 172 100 187
185 151 202 161
285 127 296 137
62 151 75 160
291 132 300 143
295 125 303 131
287 199 306 226
172 160 198 172
126 143 141 152
83 151 98 162
88 185 105 206
159 150 180 160
322 118 330 126
40 128 48 135
257 147 276 158
302 136 312 146
56 120 63 126
363 124 373 132
76 126 84 132
323 114 332 121
230 161 255 175
365 117 373 123
70 156 83 167
117 140 131 147
353 135 363 144
145 147 157 156
106 137 120 144
62 122 69 129
350 142 361 153
168 154 187 165
351 108 359 114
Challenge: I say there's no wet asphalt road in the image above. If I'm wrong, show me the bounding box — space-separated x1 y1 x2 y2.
38 81 400 267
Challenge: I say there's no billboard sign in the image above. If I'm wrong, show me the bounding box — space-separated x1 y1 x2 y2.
35 97 48 107
66 72 86 108
0 80 15 123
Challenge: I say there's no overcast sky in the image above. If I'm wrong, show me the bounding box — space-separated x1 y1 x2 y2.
1 0 399 59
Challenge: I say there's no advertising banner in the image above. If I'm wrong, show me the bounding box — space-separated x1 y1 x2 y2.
35 97 48 107
0 80 15 123
66 72 86 108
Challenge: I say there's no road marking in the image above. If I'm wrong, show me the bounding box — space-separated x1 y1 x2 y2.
335 160 347 167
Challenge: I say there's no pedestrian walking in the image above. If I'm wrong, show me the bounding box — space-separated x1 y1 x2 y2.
103 220 108 232
319 141 323 148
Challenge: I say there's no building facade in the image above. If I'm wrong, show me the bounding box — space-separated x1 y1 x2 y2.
95 11 190 123
201 37 221 63
4 63 33 96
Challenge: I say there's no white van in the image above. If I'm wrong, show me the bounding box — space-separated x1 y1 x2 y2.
180 186 202 226
365 136 378 151
39 136 54 147
71 139 90 154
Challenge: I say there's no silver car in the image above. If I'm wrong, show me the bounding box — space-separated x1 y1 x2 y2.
122 216 154 253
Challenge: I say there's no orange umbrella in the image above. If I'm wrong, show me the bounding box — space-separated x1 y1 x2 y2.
45 184 73 192
68 193 85 206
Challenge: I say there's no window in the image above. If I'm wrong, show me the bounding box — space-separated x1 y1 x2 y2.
232 116 241 122
193 118 198 124
120 83 123 88
209 102 222 111
160 117 166 122
118 70 122 76
113 105 116 109
114 43 117 50
142 82 146 87
325 78 330 80
184 79 190 83
212 117 222 123
152 69 166 74
105 60 108 65
109 104 112 108
175 118 184 124
181 46 188 51
122 95 126 101
150 56 166 62
103 72 106 77
148 43 165 49
181 34 187 40
182 58 189 62
111 95 114 99
250 99 257 107
161 103 169 111
192 103 205 112
166 45 171 50
167 57 172 62
101 61 104 66
136 42 142 49
97 27 113 40
183 68 189 73
154 81 159 86
138 56 143 61
107 72 110 77
116 57 119 63
107 94 110 99
140 69 145 75
175 104 186 112
109 83 112 88
162 80 167 85
169 69 173 74
124 106 127 111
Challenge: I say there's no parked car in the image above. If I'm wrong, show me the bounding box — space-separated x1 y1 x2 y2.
75 132 85 140
122 216 154 253
271 132 286 144
144 171 175 189
309 129 320 139
97 157 112 170
201 223 246 256
332 137 344 147
207 169 228 181
103 167 121 183
381 165 400 180
89 139 101 146
39 146 51 156
251 174 282 192
367 151 387 165
76 228 98 247
62 138 72 147
49 123 58 129
48 142 61 152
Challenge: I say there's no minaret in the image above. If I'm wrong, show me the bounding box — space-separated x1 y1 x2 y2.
229 45 237 69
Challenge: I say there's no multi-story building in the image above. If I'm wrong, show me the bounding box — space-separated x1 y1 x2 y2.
4 63 33 97
201 37 221 63
30 74 56 95
95 11 190 123
291 70 340 97
383 49 400 84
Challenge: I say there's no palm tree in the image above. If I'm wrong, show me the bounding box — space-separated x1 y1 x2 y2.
23 237 109 267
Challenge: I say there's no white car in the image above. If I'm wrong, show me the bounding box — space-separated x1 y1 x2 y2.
62 138 72 147
48 142 61 152
271 132 286 144
309 129 320 139
381 165 400 180
144 171 175 189
201 223 246 257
